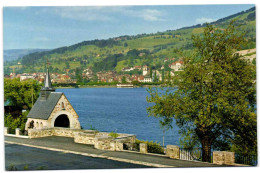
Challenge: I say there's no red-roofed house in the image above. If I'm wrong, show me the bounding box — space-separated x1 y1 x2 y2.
170 61 184 71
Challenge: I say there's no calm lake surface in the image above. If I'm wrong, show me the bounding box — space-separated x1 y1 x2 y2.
57 88 180 146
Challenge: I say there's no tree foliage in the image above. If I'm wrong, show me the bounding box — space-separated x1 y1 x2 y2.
4 111 28 134
147 22 256 162
4 78 41 110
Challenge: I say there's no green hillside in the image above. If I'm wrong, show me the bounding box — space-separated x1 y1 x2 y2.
4 7 255 75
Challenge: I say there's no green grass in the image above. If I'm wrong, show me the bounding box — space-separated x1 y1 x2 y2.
115 60 127 72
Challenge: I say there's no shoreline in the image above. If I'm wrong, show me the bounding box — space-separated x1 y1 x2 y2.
55 85 162 89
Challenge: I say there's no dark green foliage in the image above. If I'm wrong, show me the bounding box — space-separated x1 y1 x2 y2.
4 111 28 134
247 11 255 21
121 76 127 84
65 61 70 69
149 67 152 78
4 78 41 111
4 78 41 134
93 54 123 72
252 58 256 65
21 39 120 65
135 139 164 154
161 69 165 82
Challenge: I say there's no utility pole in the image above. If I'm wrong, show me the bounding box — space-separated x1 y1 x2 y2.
32 87 34 107
163 129 165 147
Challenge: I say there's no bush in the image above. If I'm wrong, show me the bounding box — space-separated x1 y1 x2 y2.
4 111 28 134
135 139 164 154
109 131 119 138
7 164 17 171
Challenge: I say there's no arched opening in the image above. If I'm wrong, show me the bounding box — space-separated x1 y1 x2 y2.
28 120 34 129
54 114 70 128
40 122 43 129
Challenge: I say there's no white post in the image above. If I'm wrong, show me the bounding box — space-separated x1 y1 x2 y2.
140 143 148 153
4 127 9 135
15 128 21 136
163 132 165 147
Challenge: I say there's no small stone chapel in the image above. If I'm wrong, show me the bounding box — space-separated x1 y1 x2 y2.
25 68 81 130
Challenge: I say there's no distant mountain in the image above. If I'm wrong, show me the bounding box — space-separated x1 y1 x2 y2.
4 49 50 62
4 7 255 74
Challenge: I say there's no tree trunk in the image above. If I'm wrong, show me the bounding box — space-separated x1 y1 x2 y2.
201 137 212 162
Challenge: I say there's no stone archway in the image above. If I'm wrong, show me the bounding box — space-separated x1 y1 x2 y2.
54 114 70 128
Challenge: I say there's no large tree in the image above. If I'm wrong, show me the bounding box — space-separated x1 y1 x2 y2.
4 78 41 111
147 22 256 162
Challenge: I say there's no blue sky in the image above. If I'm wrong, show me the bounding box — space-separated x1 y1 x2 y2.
3 4 255 50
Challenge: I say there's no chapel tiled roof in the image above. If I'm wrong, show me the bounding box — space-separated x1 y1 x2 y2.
27 92 62 120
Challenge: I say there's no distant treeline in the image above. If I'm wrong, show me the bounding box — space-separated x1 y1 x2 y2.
177 6 255 31
21 39 121 65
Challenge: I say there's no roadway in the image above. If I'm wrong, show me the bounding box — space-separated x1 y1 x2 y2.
5 136 226 170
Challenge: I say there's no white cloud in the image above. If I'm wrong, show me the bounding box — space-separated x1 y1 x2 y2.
41 6 166 22
124 9 165 21
49 7 114 21
196 17 215 24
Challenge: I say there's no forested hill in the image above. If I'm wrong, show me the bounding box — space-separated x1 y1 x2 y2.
4 7 255 74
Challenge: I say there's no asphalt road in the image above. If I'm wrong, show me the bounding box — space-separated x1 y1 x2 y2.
5 143 152 170
5 136 227 170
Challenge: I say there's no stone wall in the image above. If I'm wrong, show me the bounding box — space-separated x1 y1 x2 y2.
28 128 94 138
93 138 127 151
27 127 135 152
74 131 97 145
28 129 54 138
53 128 85 137
94 136 114 150
115 142 124 151
213 151 235 165
92 133 135 151
115 134 136 143
166 145 180 159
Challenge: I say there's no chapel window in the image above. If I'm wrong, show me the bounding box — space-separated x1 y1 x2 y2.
61 102 65 110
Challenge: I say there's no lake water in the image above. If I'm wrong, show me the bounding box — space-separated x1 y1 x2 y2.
57 88 180 146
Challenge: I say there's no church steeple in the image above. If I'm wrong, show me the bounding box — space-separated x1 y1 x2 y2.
43 68 53 89
40 60 55 100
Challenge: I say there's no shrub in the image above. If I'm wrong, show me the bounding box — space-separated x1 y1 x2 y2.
23 165 29 170
4 111 28 134
36 166 47 170
109 131 119 138
135 139 164 154
7 164 17 171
